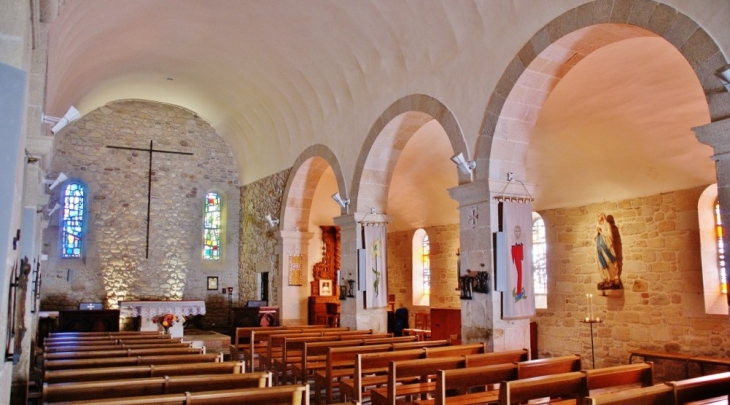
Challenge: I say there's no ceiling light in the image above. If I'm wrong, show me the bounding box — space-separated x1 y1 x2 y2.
450 152 476 175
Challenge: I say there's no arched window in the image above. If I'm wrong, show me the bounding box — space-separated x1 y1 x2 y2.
203 192 222 260
423 234 431 296
714 200 727 294
61 182 85 258
698 185 727 315
412 228 430 306
532 213 547 309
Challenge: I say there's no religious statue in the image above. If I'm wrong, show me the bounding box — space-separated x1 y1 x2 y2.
595 212 622 290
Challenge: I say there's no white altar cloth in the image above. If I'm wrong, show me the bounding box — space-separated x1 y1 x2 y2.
119 300 206 338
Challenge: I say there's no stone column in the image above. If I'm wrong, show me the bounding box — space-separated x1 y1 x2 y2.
275 230 314 325
693 118 730 317
334 212 389 332
448 180 530 352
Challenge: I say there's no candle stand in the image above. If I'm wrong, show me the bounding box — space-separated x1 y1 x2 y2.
580 318 603 369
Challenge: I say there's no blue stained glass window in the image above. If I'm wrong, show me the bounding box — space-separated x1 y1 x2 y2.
203 192 221 260
61 182 85 258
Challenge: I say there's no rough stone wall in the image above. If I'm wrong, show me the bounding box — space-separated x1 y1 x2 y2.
535 186 730 380
240 170 290 306
41 100 240 329
387 224 460 326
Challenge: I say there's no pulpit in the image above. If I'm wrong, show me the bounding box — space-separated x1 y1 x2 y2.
119 300 206 338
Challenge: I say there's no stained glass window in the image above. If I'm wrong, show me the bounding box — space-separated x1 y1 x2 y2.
203 192 221 260
422 234 430 295
714 201 727 294
61 182 85 258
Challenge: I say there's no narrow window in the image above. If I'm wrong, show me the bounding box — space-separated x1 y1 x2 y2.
203 192 222 260
423 234 430 295
715 200 727 294
61 182 85 258
532 214 547 309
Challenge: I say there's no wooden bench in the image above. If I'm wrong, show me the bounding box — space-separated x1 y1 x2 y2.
42 372 270 402
689 356 730 376
670 371 730 405
44 361 245 384
43 353 221 371
583 383 674 405
51 384 308 405
498 371 588 404
44 342 192 353
516 354 582 379
628 349 692 378
433 363 519 405
341 348 426 403
463 349 529 367
43 347 204 361
370 356 467 405
242 327 349 371
584 362 654 393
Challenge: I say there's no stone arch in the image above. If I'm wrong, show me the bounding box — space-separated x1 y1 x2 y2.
350 94 468 213
476 0 729 182
281 144 346 232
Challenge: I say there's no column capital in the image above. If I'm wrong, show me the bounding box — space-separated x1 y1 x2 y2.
448 179 491 207
275 230 314 243
694 118 730 160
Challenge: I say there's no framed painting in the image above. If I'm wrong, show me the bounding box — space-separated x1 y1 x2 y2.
319 279 333 297
207 276 219 291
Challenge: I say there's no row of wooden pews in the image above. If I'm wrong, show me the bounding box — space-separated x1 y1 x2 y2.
37 330 308 404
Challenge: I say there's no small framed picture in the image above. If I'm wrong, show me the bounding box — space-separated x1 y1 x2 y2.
319 279 333 297
207 276 218 290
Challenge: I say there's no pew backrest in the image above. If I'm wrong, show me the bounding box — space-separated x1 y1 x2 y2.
516 354 582 379
584 362 654 391
386 356 466 403
669 370 730 404
424 343 486 358
44 361 244 383
464 349 529 367
582 383 674 405
499 371 588 405
435 363 518 405
44 353 221 371
44 347 204 361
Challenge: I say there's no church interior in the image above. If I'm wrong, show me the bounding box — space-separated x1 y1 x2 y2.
2 0 730 403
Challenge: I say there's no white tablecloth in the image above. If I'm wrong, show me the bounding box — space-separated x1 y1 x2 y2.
119 300 206 338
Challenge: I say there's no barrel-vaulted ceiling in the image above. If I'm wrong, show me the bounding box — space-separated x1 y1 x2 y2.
46 1 728 225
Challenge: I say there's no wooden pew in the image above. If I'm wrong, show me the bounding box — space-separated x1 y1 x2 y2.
44 361 244 384
44 384 308 405
42 372 270 402
43 347 204 361
582 383 674 405
434 363 519 405
670 371 730 405
43 353 221 371
498 371 588 404
425 343 486 358
370 356 467 405
44 342 192 353
628 349 692 378
242 327 348 371
584 362 654 393
463 349 529 367
341 348 426 404
265 333 338 378
48 331 160 338
228 326 287 363
516 354 582 378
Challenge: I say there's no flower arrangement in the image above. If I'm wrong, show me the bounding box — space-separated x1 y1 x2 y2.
152 313 179 335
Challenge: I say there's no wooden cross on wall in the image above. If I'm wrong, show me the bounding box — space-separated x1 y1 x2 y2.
106 140 194 258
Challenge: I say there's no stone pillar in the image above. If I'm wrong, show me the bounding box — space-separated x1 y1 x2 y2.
334 212 389 332
275 230 314 325
448 180 530 352
693 118 730 319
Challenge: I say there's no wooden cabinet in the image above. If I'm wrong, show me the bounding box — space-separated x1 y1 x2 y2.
308 296 339 325
430 308 460 344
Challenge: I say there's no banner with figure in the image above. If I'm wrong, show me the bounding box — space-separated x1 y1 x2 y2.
501 201 535 319
364 225 387 308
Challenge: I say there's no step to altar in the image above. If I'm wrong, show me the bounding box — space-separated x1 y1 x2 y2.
183 329 231 359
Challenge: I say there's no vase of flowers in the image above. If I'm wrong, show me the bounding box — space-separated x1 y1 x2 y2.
152 313 179 335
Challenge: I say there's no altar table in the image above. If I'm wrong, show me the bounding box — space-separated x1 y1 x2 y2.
119 300 206 338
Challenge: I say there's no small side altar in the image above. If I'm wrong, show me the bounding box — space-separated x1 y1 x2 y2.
120 300 206 338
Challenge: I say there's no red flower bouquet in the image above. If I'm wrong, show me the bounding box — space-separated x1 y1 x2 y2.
152 313 179 335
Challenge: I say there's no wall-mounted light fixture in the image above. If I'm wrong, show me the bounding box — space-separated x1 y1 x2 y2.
331 192 350 209
44 172 68 190
42 106 81 134
717 64 730 92
450 152 476 175
265 213 279 228
47 203 61 217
